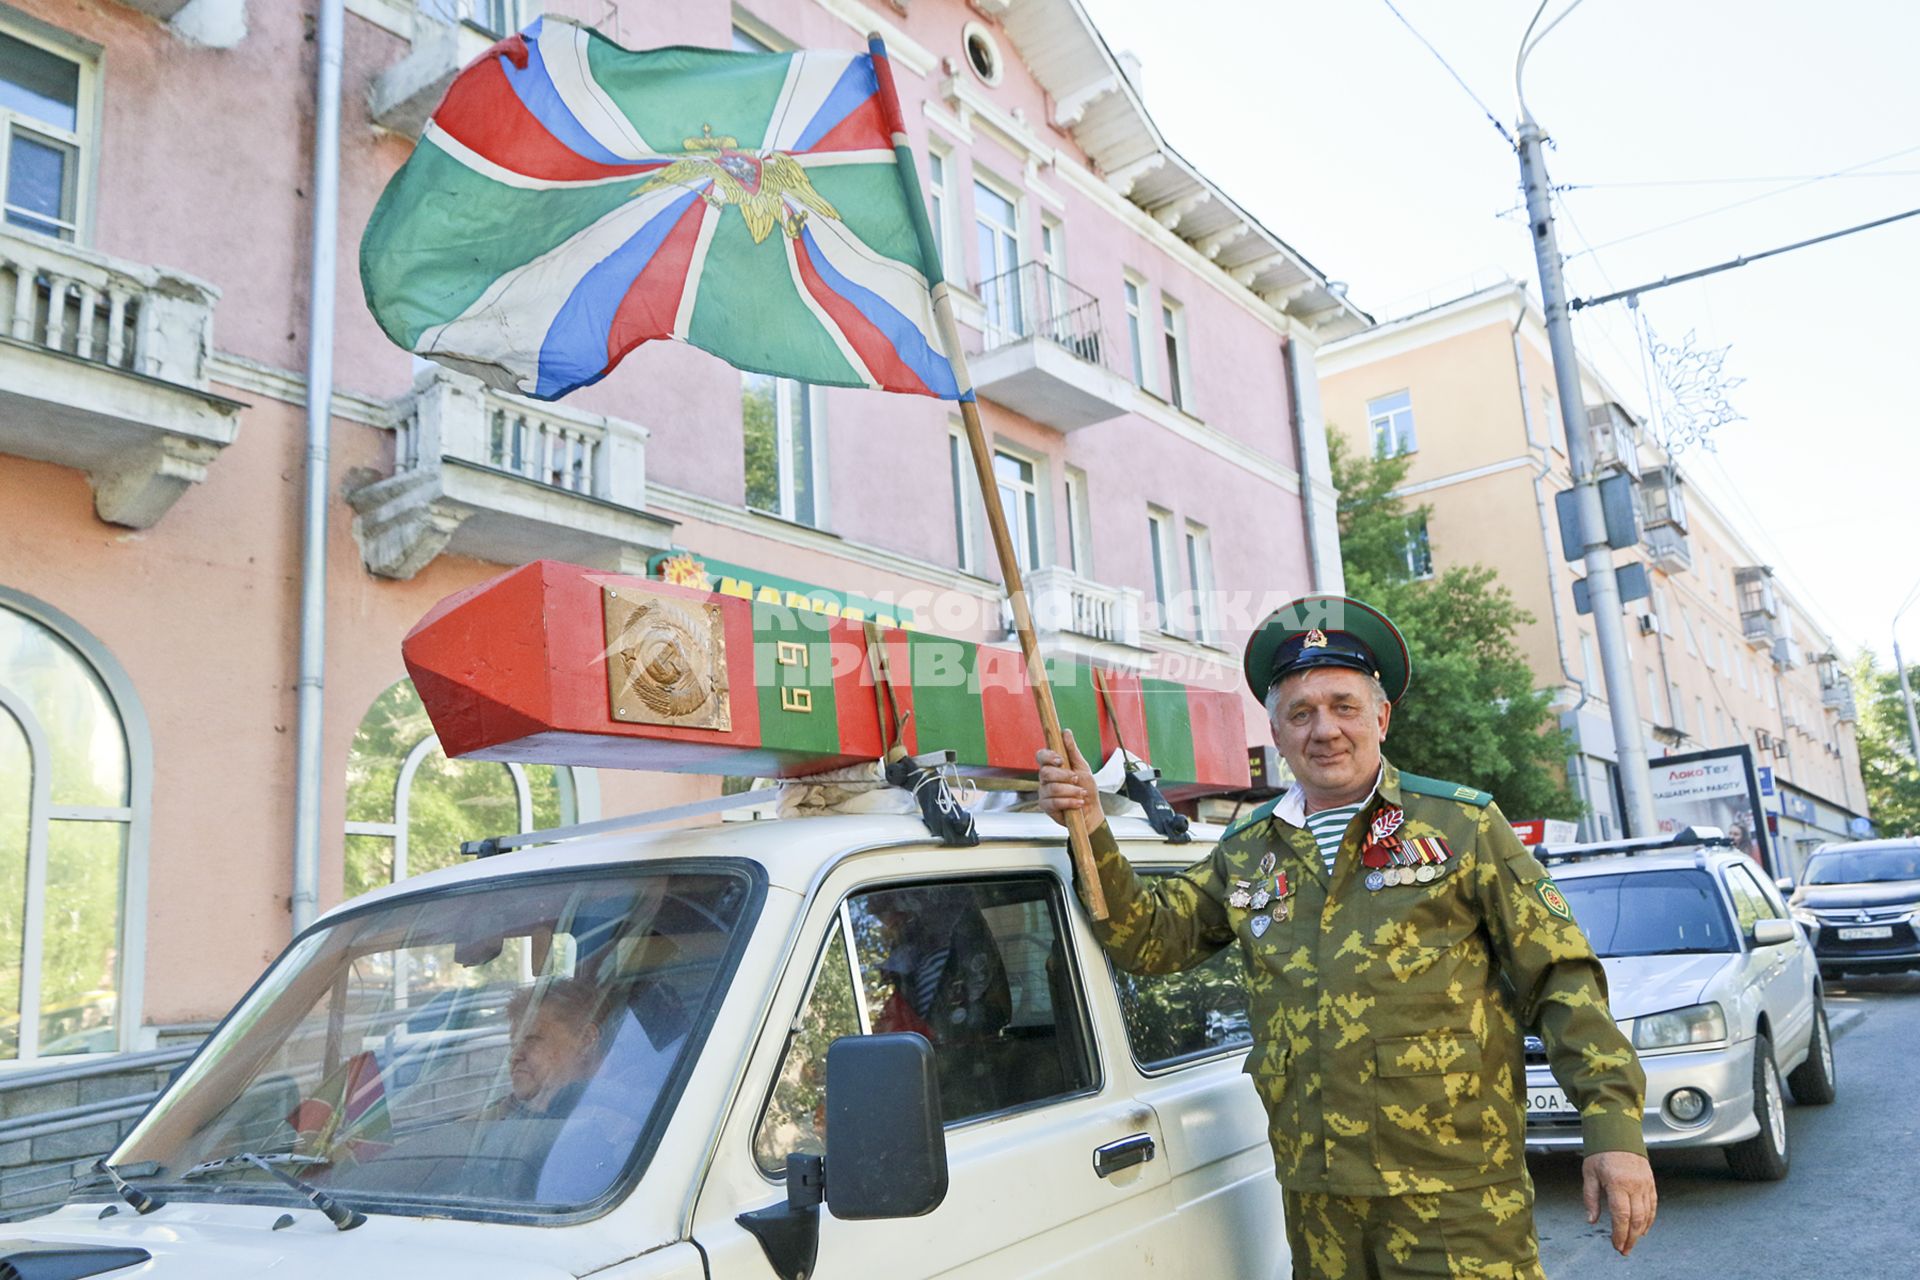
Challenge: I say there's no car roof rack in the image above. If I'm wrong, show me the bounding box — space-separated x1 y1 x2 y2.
1533 826 1732 866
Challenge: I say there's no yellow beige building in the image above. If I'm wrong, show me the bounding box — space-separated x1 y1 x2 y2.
1318 280 1867 873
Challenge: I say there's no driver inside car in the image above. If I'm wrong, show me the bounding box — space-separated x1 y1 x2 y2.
490 977 609 1120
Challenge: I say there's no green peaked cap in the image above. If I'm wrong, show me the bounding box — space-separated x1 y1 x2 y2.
1244 594 1411 705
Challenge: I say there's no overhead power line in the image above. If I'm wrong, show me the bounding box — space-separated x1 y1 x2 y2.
1566 168 1920 191
1570 205 1920 310
1379 0 1515 148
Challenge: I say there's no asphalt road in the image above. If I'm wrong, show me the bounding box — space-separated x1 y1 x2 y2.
1528 971 1920 1279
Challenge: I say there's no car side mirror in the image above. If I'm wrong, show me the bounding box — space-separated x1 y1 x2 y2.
825 1032 948 1220
1775 876 1794 894
736 1034 948 1280
1752 918 1795 947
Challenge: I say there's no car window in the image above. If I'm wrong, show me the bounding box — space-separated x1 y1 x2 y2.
1723 866 1769 937
1804 847 1920 885
753 876 1096 1175
1556 869 1737 957
1725 863 1783 926
1109 870 1252 1069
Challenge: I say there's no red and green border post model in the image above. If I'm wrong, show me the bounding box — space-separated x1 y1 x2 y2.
404 559 1249 795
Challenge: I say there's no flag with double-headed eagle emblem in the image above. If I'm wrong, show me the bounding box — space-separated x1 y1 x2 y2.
360 17 962 401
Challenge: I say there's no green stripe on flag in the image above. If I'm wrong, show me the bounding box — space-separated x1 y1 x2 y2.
588 42 787 151
905 634 986 765
687 211 863 386
360 141 642 350
753 606 840 756
1140 678 1197 784
1044 657 1101 762
805 163 927 273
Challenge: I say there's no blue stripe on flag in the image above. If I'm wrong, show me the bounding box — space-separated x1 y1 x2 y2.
536 189 703 398
792 56 879 153
499 17 636 168
798 226 959 398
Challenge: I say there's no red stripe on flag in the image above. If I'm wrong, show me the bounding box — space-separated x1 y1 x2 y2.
807 94 892 153
605 197 707 365
436 53 660 183
979 647 1042 771
792 238 932 395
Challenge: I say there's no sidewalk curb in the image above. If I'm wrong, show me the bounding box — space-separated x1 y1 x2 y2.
1829 1007 1867 1040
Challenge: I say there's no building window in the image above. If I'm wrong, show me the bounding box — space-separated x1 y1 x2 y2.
1161 298 1190 412
974 177 1023 344
1580 632 1597 691
1695 697 1708 741
949 428 979 574
1184 522 1217 642
743 373 820 527
0 599 142 1059
1123 276 1147 387
1039 216 1068 334
0 27 89 242
1368 390 1417 458
345 681 579 899
993 448 1041 573
926 147 956 282
1403 515 1434 580
730 21 776 53
1063 466 1091 577
1670 683 1686 735
1681 611 1699 657
1147 508 1177 630
962 22 1004 87
1646 670 1662 723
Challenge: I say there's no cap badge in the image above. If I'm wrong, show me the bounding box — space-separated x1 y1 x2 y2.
1303 628 1329 649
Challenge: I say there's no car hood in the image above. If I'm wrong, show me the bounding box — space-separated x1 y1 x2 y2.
1791 879 1920 910
1598 953 1737 1019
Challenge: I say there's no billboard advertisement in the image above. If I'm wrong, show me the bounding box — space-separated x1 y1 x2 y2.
1645 746 1774 876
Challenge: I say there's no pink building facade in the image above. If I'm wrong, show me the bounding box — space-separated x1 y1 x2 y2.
0 0 1363 1058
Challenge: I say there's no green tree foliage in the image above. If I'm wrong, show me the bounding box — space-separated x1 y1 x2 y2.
1851 651 1920 837
742 373 779 513
1329 435 1581 821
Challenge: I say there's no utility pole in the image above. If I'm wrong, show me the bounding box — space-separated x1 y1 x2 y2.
1895 638 1920 767
1513 119 1660 837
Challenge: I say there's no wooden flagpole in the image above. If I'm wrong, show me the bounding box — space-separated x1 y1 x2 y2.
868 36 1107 919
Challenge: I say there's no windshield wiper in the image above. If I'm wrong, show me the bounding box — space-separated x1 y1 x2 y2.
182 1153 365 1230
87 1159 166 1214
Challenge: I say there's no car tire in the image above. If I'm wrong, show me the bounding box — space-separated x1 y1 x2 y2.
1725 1034 1790 1182
1786 1000 1837 1105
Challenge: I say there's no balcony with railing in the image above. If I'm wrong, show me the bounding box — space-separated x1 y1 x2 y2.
999 566 1150 667
370 1 522 138
347 367 675 579
0 228 241 527
969 263 1135 432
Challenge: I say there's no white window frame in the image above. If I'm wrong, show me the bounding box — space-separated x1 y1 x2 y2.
0 589 150 1063
744 375 827 528
1123 274 1148 389
973 171 1024 344
1403 514 1435 580
926 145 957 283
1696 697 1709 741
1183 521 1217 644
1161 296 1191 413
949 425 980 574
992 445 1043 574
1646 669 1662 722
1367 390 1418 458
1063 465 1091 577
1147 507 1178 633
1670 682 1686 735
729 13 784 52
0 18 96 245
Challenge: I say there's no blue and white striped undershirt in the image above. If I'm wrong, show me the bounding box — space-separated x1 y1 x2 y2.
1304 804 1365 875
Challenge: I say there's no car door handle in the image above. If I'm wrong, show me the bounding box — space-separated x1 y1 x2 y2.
1093 1132 1156 1178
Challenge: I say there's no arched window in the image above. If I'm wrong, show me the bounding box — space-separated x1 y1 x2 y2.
344 681 587 899
0 597 145 1060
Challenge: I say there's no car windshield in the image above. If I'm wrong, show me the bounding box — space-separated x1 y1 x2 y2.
1803 847 1920 885
107 863 759 1220
1555 868 1737 958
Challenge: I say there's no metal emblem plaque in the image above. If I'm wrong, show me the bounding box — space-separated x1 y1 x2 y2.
603 586 732 731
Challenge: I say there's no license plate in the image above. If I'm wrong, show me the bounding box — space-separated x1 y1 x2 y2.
1527 1086 1575 1116
1837 925 1894 940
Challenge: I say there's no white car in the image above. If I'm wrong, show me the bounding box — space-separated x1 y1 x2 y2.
1522 830 1838 1180
5 813 1285 1279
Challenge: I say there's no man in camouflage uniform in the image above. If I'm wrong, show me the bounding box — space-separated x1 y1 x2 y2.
1039 595 1656 1277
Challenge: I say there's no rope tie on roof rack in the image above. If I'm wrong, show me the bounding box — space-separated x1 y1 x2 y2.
867 622 978 846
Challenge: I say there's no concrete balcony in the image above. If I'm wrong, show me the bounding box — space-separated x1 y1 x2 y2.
1643 522 1692 573
0 229 241 528
1002 566 1150 669
369 11 503 139
1822 678 1857 722
347 368 675 580
970 263 1134 432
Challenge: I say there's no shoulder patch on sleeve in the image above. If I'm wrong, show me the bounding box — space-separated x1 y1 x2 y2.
1397 771 1493 808
1218 795 1283 844
1536 878 1574 920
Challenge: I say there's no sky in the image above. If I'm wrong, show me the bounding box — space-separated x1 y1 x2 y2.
1079 0 1920 661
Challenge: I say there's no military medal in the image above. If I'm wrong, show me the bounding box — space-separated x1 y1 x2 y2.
1369 806 1405 846
1250 884 1272 911
1274 870 1290 899
1415 861 1437 884
1259 851 1277 875
1365 870 1386 892
1272 899 1291 924
1228 885 1252 909
1250 913 1272 938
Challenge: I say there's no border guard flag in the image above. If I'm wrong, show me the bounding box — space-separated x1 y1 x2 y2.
360 16 963 403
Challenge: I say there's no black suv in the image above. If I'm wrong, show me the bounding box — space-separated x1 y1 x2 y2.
1788 839 1920 977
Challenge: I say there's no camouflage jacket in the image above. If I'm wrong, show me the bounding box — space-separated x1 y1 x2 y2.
1082 759 1646 1195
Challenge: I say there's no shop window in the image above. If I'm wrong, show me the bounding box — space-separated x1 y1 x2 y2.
0 599 140 1059
345 680 579 898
